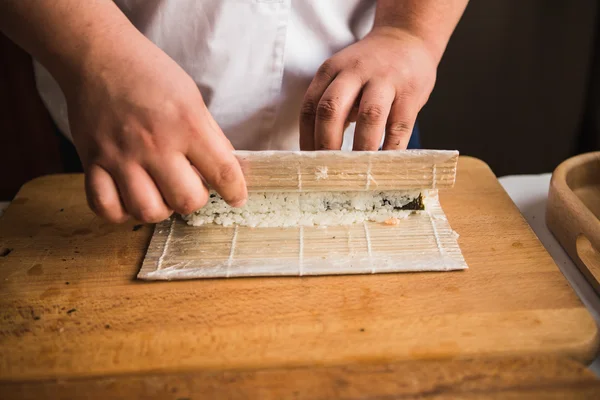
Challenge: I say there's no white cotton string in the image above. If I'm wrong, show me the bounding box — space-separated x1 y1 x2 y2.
157 217 176 270
226 225 239 278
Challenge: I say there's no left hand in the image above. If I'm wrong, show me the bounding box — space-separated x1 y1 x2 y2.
300 27 438 151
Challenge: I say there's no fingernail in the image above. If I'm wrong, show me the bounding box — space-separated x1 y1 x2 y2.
231 198 247 208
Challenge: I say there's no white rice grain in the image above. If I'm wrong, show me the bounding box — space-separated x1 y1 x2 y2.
182 190 426 228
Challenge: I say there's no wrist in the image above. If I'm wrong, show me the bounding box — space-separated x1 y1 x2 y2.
371 0 468 65
368 25 443 65
50 21 145 96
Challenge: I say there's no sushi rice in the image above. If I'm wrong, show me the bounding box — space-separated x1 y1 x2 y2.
183 190 427 228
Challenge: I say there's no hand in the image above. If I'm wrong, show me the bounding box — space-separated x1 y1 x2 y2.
64 37 247 224
300 27 438 151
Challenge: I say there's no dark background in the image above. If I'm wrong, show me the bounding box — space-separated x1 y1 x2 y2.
1 0 599 201
421 0 600 175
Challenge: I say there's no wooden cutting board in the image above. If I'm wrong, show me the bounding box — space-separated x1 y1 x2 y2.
4 357 600 399
0 156 597 382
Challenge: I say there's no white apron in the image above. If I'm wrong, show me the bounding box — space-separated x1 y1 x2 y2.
33 0 376 151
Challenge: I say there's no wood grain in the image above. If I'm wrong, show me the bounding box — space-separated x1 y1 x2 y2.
547 151 600 294
1 357 599 399
0 157 597 383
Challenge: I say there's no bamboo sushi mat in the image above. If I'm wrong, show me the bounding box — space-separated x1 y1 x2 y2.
138 191 467 280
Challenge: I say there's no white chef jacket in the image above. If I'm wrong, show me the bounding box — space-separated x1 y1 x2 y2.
33 0 376 151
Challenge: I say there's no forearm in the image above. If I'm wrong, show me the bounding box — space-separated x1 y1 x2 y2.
0 0 144 87
374 0 469 62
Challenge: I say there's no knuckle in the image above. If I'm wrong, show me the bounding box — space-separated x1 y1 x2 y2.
316 60 338 80
87 195 128 223
120 120 146 145
380 65 398 78
136 206 169 223
395 65 414 81
350 58 366 73
300 99 318 120
161 99 183 121
358 104 386 125
81 144 106 167
88 192 115 215
170 104 201 136
160 97 201 128
138 129 162 153
173 195 205 215
316 98 341 122
387 121 412 138
120 121 167 155
405 79 420 95
214 161 240 187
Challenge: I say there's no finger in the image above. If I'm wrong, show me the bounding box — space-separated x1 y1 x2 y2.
112 163 173 223
343 101 359 133
346 91 362 124
85 164 129 223
382 95 418 150
147 154 209 215
187 111 247 207
314 74 364 150
347 105 359 124
353 82 395 151
299 60 340 150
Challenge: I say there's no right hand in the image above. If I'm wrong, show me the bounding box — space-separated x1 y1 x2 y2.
62 37 247 224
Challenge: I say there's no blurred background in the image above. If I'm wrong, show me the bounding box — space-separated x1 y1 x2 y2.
1 0 599 201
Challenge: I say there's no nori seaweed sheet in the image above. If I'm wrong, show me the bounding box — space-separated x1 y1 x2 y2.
381 193 424 211
397 193 424 210
206 191 424 212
